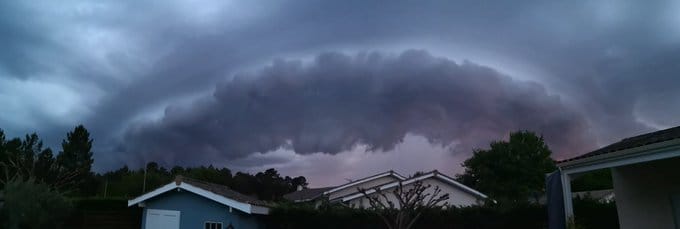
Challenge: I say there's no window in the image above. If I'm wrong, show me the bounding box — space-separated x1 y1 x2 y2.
205 221 223 229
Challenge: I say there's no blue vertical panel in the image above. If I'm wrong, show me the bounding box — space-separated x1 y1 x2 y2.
672 194 680 229
546 171 566 229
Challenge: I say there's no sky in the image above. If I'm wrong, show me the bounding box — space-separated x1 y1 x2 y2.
1 0 680 187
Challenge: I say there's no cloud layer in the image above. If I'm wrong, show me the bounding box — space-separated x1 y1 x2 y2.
120 50 595 167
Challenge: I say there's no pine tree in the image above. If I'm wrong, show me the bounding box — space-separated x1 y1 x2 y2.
55 125 94 193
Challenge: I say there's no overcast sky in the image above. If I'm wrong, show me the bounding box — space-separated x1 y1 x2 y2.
2 0 679 187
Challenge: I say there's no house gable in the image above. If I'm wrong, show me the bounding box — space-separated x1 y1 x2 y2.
128 177 269 215
341 171 487 207
141 190 262 229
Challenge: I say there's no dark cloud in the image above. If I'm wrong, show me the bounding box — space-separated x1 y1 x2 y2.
119 50 595 167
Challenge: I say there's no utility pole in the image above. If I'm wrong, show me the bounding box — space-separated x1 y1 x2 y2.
142 164 147 193
104 179 108 198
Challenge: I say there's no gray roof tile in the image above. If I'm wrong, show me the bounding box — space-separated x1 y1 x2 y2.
560 125 680 164
175 176 268 206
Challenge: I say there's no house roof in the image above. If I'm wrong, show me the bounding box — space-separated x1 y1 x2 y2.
322 170 406 196
341 170 488 202
559 125 680 166
283 187 335 202
177 176 267 206
128 176 269 215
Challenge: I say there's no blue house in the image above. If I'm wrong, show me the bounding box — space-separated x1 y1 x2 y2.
128 176 269 229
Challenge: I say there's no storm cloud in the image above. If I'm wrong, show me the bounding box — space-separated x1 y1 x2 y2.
120 50 594 166
2 0 680 183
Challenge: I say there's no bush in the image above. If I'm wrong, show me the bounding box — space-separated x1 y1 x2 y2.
0 177 72 229
265 203 547 229
70 197 131 210
573 198 618 229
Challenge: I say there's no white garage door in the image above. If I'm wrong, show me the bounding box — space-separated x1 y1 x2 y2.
145 209 180 229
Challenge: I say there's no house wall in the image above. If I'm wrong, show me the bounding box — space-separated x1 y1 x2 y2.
141 190 264 229
611 157 680 229
328 175 401 200
346 178 483 209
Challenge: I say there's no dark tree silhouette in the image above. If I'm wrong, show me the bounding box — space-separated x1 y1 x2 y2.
457 130 555 204
55 125 95 193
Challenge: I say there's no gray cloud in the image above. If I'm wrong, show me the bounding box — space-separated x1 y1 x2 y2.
119 50 596 167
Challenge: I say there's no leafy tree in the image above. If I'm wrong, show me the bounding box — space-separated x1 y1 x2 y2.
55 125 95 194
457 131 556 205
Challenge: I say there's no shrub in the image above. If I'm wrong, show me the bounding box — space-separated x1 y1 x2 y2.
573 198 618 229
0 177 72 229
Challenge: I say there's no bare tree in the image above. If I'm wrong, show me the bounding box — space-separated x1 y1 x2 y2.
0 157 80 192
357 180 450 229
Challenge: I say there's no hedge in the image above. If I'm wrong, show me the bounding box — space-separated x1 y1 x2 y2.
59 197 618 229
264 199 618 229
63 198 141 229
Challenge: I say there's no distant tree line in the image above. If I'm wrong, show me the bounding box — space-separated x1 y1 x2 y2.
1 126 613 228
0 125 309 228
0 126 609 203
0 125 307 201
101 163 307 201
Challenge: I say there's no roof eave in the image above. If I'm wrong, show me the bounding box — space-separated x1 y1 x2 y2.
558 138 680 169
557 139 680 176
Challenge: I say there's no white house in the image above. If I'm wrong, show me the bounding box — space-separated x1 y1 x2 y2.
550 125 680 229
284 170 487 208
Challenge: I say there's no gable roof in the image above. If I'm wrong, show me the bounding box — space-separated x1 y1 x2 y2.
559 125 680 166
179 176 266 205
341 170 487 202
283 187 335 202
128 176 269 215
322 170 406 196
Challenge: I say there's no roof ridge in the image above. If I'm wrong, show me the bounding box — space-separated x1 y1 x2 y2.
620 125 680 142
175 175 225 186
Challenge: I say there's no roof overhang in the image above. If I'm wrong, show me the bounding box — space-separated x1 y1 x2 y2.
558 138 680 175
323 171 406 196
341 172 487 202
127 182 269 215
